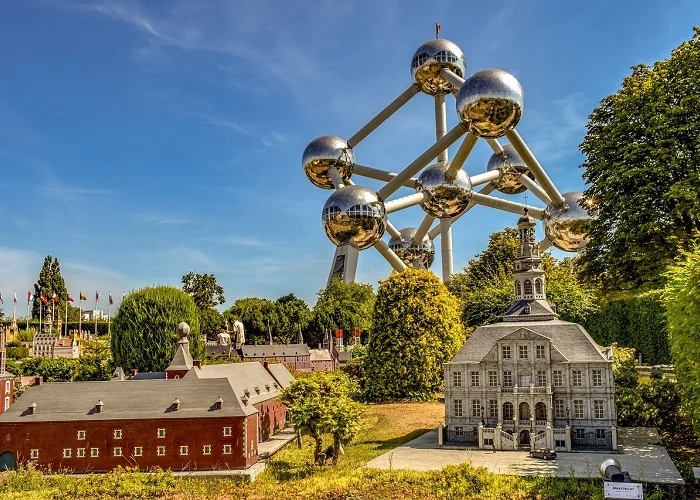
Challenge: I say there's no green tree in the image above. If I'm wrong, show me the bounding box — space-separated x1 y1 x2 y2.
280 371 363 464
364 269 464 402
225 297 281 345
36 358 74 382
664 242 700 439
310 279 375 347
73 340 114 381
111 286 203 372
276 294 312 344
199 308 225 341
580 28 700 289
181 272 225 310
32 256 68 320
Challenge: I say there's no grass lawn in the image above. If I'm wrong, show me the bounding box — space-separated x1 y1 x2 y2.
0 402 667 499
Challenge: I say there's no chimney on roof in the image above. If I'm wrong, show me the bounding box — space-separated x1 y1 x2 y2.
172 398 181 411
215 396 223 410
95 400 104 413
193 360 202 369
130 369 138 377
28 402 37 415
244 388 250 397
241 394 249 406
254 385 260 394
34 376 42 386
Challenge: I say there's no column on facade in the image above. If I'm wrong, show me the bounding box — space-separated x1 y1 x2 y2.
495 423 502 450
438 424 443 447
611 426 617 451
564 424 572 452
478 423 484 448
546 424 553 449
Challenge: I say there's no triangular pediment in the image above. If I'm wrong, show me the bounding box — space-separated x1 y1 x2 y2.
482 345 499 362
550 345 569 362
497 328 551 342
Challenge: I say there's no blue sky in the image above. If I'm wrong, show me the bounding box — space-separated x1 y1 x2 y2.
0 0 698 312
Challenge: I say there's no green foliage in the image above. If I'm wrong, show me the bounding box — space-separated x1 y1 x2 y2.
111 286 203 372
280 371 363 464
543 257 598 324
310 279 375 347
31 255 68 320
664 242 700 441
365 269 464 402
6 346 29 359
72 340 114 381
350 344 367 359
181 272 225 310
226 297 282 345
33 357 74 382
580 28 700 289
276 294 312 344
583 290 670 364
198 308 225 341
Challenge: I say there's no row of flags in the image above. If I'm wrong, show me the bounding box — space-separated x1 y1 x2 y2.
0 291 126 306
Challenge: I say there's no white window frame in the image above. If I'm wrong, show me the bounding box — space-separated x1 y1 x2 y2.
157 446 166 456
134 447 143 457
572 370 582 387
223 426 232 437
5 380 10 393
552 371 563 387
488 371 498 387
63 448 71 458
113 429 122 439
503 371 513 387
472 400 481 417
180 445 188 455
157 428 166 438
30 449 39 459
554 400 565 418
77 430 86 440
453 399 463 417
536 345 546 359
90 448 99 457
502 345 511 360
223 444 232 454
592 370 603 387
470 371 480 387
573 400 584 419
77 448 85 458
594 400 605 419
455 426 464 436
519 345 528 359
489 400 498 418
536 370 547 387
113 447 122 457
203 444 212 455
453 371 462 387
4 397 9 411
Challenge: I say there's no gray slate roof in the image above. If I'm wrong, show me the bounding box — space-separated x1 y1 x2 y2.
195 362 290 406
450 320 609 364
0 377 250 423
131 372 166 380
167 339 193 371
241 344 309 358
266 364 295 388
309 348 332 362
503 299 557 321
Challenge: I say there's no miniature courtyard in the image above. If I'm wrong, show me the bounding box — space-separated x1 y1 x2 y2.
367 427 684 486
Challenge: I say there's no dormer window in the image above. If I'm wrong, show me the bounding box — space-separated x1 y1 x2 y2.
254 386 260 394
241 395 249 406
172 398 180 411
215 396 223 410
28 402 37 415
524 304 531 315
95 400 104 413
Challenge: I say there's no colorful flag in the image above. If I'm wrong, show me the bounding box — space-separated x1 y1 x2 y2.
40 293 47 303
52 293 58 303
80 292 87 301
14 291 17 304
109 292 113 306
95 291 100 302
67 295 75 303
27 291 33 303
0 293 3 304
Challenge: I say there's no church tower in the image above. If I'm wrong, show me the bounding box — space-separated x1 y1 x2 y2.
503 209 558 322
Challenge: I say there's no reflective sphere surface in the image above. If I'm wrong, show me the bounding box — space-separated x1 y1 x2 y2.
456 69 524 138
543 191 594 252
302 136 354 189
486 144 534 194
388 227 435 269
322 185 386 250
417 162 473 218
410 39 466 96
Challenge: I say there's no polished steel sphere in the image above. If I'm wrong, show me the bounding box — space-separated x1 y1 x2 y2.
321 185 386 250
543 191 594 252
417 162 473 218
410 39 466 96
456 69 524 138
388 227 435 269
486 144 534 194
302 136 354 189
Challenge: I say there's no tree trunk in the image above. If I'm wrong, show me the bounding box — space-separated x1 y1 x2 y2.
311 429 324 464
296 429 302 449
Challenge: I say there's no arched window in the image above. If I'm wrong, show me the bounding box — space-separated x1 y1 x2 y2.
503 402 514 420
4 397 9 411
535 402 547 420
515 281 521 296
524 280 533 296
535 279 542 295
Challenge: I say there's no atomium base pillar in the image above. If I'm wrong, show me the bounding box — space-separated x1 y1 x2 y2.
440 218 453 282
327 245 359 286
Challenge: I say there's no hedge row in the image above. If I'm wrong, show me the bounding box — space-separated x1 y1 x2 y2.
583 290 670 365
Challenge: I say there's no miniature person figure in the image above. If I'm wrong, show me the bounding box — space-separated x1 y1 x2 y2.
231 318 245 348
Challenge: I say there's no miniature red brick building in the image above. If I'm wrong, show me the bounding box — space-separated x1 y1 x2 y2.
0 323 293 472
0 326 14 416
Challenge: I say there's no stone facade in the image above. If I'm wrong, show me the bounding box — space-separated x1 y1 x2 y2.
443 212 616 452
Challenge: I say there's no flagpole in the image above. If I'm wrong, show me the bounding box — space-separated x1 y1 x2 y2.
39 291 42 334
108 291 112 337
64 298 68 337
78 295 82 338
13 290 16 326
52 297 55 333
94 292 98 337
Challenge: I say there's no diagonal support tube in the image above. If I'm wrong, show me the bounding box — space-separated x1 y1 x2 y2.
440 69 465 89
440 219 453 282
486 139 504 154
413 214 435 243
505 129 566 206
378 124 467 200
329 167 345 189
385 191 430 214
373 239 408 273
353 164 420 189
445 133 478 179
470 192 545 219
435 94 448 162
347 84 420 148
538 238 553 251
385 220 401 240
518 174 552 205
471 169 502 186
428 185 495 239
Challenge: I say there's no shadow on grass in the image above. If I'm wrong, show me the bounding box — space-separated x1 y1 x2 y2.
266 458 321 482
360 428 432 452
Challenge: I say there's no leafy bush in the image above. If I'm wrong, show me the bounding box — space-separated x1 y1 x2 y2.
364 269 464 402
111 286 203 372
6 346 29 359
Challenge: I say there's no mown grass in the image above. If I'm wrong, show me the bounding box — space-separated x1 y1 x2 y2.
0 403 671 499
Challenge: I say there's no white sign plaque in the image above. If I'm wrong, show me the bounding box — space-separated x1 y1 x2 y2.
604 482 643 499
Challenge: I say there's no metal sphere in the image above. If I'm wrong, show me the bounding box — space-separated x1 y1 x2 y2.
456 69 524 138
176 322 190 338
486 144 534 195
417 162 473 218
542 191 594 252
321 185 386 250
302 136 354 189
388 227 435 269
410 39 466 96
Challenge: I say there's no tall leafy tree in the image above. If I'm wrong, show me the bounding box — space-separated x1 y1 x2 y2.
182 272 225 340
310 279 375 347
32 255 68 321
580 28 700 289
226 297 281 345
364 269 464 402
275 294 312 344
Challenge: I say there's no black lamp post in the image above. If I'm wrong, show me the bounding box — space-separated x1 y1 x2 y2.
566 406 570 426
481 405 485 426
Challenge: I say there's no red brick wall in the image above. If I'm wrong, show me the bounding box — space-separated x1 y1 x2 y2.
0 415 258 472
254 399 287 441
0 379 14 416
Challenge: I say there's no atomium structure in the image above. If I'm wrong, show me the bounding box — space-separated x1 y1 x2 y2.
302 35 594 285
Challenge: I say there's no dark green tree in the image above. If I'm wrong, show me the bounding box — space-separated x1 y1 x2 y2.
364 269 464 402
32 256 68 320
225 297 281 345
310 279 375 347
199 308 225 341
276 294 312 344
111 286 203 372
181 272 225 310
580 28 700 289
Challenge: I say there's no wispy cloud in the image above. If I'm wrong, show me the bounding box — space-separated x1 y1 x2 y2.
62 261 125 279
527 93 589 164
198 235 266 248
134 214 193 226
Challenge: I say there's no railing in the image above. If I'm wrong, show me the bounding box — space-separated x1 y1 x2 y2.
553 428 567 436
501 419 515 428
535 420 548 426
500 387 514 393
501 430 514 441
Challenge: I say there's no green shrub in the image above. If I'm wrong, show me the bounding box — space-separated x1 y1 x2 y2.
6 346 29 360
111 286 203 372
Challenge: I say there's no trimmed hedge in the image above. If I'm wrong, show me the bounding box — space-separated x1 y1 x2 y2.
583 290 670 365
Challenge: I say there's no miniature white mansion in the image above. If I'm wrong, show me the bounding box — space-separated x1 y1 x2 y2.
443 211 616 452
